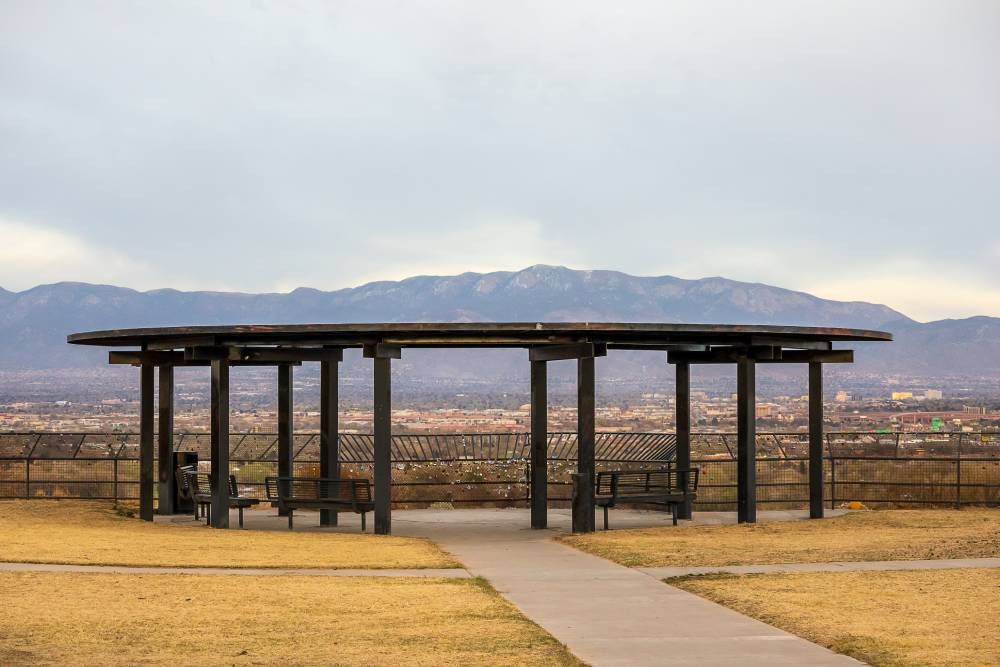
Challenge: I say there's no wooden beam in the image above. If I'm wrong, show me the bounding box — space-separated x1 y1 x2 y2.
210 359 230 529
235 347 345 363
809 362 825 519
146 336 217 351
668 348 852 364
187 346 231 361
668 346 778 364
608 343 709 352
529 342 608 362
320 358 340 526
363 343 402 359
373 356 392 534
110 350 301 367
736 357 756 524
156 365 174 515
111 351 187 365
749 336 832 351
675 362 692 520
277 364 293 517
572 355 597 533
139 364 154 522
779 349 853 364
530 360 547 529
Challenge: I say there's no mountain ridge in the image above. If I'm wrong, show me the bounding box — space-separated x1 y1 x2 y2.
0 265 996 376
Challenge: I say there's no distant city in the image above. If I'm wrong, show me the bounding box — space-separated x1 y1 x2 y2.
3 366 997 435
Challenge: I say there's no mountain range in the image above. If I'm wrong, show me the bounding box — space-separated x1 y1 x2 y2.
1 265 998 378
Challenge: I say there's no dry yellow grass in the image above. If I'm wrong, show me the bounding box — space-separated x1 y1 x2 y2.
673 568 1000 667
0 500 457 569
0 572 581 666
561 509 1000 567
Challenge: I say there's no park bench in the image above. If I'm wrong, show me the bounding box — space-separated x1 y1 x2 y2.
265 476 374 531
178 466 260 528
595 467 699 530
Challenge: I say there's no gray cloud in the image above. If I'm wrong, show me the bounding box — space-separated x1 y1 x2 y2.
1 0 998 319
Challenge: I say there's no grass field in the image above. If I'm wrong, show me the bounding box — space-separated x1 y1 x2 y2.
0 500 457 569
0 572 580 666
673 568 1000 667
561 509 1000 567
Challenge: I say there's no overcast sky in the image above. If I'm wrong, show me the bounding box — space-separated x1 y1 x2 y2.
1 1 998 321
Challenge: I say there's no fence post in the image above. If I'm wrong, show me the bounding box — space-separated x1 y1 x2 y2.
955 432 963 509
829 453 836 510
24 458 30 499
113 457 119 503
526 461 532 503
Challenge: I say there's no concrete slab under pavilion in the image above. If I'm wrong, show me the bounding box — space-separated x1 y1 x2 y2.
154 506 851 534
68 322 891 534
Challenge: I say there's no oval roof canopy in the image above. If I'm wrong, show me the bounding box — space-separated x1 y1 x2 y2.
68 322 892 350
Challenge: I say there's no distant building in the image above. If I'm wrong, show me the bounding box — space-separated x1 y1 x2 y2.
924 389 943 400
835 391 849 403
891 391 913 400
755 404 776 418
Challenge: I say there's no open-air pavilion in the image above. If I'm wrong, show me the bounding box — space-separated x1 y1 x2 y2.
68 322 891 534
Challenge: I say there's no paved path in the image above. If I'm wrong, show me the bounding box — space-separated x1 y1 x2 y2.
391 509 861 666
0 562 470 578
641 557 1000 579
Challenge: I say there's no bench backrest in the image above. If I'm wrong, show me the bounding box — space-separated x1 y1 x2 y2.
186 470 211 496
596 468 699 497
265 477 372 503
176 465 196 499
178 467 244 498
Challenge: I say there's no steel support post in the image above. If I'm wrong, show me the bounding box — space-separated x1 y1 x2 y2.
530 359 548 529
808 362 824 519
277 364 294 516
675 361 692 520
210 359 230 528
157 365 175 514
573 355 596 533
139 363 155 521
373 356 392 535
736 356 757 524
320 359 340 526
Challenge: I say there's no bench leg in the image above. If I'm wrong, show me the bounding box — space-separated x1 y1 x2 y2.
361 512 366 532
603 505 609 530
288 509 293 530
239 507 244 529
672 504 678 526
206 504 211 526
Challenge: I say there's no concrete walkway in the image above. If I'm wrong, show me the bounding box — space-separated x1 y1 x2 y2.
389 509 861 666
641 557 1000 579
0 561 470 578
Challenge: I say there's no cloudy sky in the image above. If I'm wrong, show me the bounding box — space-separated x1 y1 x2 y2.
1 1 998 321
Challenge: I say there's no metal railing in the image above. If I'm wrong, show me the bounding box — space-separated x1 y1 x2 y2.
1 431 998 508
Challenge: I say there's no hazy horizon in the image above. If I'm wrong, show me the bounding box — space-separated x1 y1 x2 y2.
3 263 998 324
